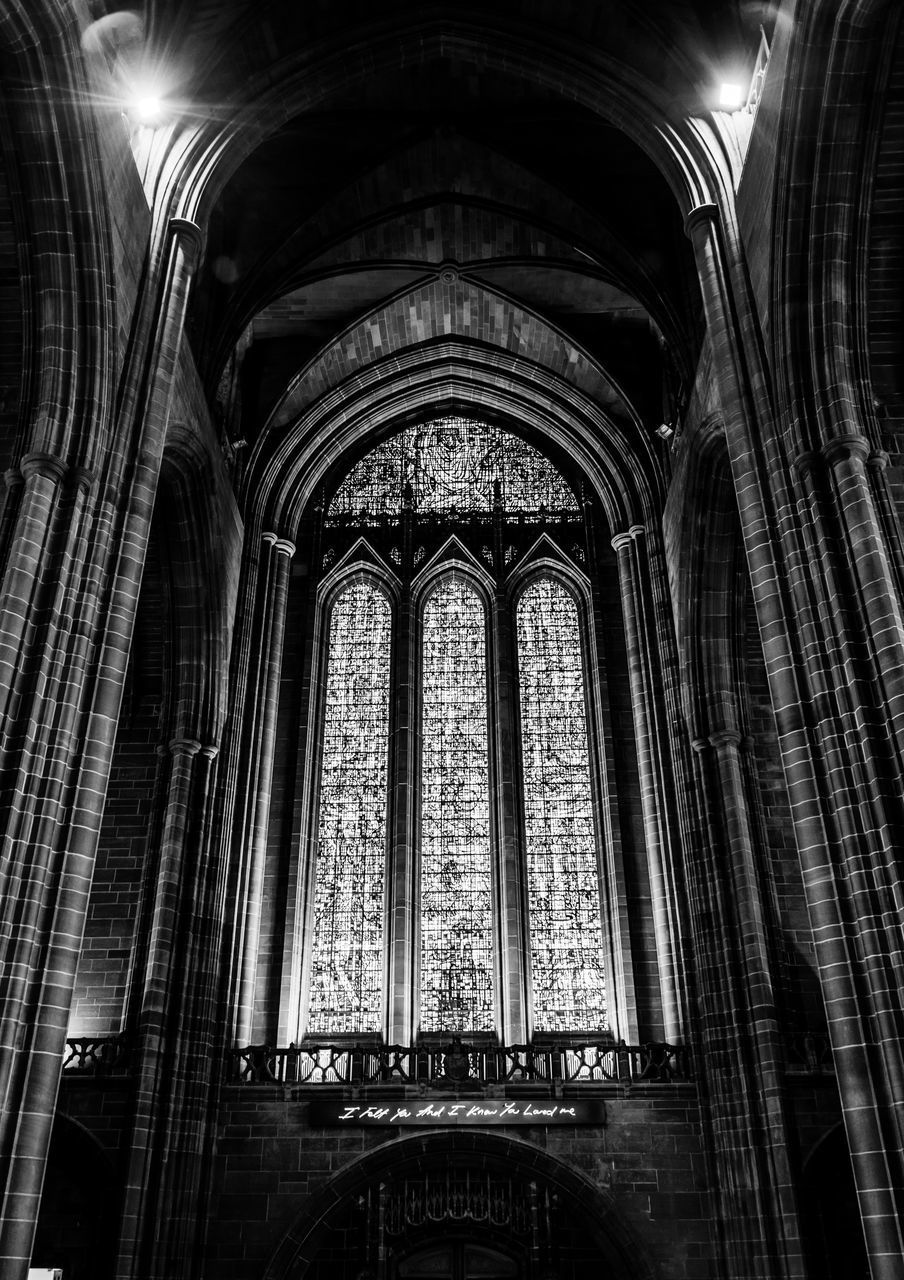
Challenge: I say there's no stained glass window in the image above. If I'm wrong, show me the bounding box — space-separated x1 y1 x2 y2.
308 581 391 1033
328 417 578 521
517 578 608 1032
420 578 494 1031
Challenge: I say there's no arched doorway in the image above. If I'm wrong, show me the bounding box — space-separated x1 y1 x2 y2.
264 1132 658 1280
31 1114 117 1280
397 1240 520 1280
800 1125 869 1280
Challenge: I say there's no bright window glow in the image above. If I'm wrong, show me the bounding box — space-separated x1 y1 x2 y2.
420 579 494 1031
329 417 578 522
308 581 390 1033
518 578 608 1032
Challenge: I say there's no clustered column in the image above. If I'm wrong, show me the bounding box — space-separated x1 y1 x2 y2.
117 737 221 1279
611 524 683 1042
686 198 904 1277
0 216 203 1280
231 531 295 1047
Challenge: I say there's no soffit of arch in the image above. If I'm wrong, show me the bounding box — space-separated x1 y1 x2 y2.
247 340 662 536
194 117 698 404
266 276 642 435
150 14 740 246
198 130 680 333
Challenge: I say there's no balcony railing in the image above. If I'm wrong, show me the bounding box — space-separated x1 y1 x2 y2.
62 1035 129 1075
230 1039 692 1087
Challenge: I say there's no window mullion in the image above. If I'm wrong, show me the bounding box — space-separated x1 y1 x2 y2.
386 583 417 1045
490 590 530 1046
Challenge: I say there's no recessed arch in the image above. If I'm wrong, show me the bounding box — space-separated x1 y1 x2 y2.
246 342 662 535
261 1129 660 1280
155 14 732 243
265 276 641 437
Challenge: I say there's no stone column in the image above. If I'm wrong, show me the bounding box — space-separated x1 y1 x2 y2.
611 525 683 1042
693 728 802 1279
686 199 904 1276
0 216 202 1280
231 532 295 1046
117 738 221 1279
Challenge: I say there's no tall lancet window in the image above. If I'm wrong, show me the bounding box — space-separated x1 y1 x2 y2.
420 578 494 1031
517 578 608 1032
308 581 391 1033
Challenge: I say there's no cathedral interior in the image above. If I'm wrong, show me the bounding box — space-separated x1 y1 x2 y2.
1 1 903 1278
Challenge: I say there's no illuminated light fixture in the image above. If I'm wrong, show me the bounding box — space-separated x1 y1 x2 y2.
130 90 165 125
718 81 746 111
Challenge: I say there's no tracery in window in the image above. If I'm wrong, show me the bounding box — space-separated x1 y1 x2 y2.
308 581 391 1033
328 417 578 522
517 578 608 1032
420 578 494 1031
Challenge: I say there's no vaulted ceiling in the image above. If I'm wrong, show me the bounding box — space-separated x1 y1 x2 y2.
119 1 773 518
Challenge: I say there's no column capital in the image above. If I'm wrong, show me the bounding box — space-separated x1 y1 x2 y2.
167 737 203 758
820 434 871 468
169 218 205 272
20 451 67 483
792 449 822 480
261 530 296 558
67 465 96 495
683 202 719 240
610 530 634 552
708 728 743 751
868 449 889 474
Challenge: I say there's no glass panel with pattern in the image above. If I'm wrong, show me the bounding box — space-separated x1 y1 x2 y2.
420 578 494 1031
328 417 578 521
308 580 391 1033
517 577 608 1032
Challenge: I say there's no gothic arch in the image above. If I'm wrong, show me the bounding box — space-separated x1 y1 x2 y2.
154 13 734 240
0 3 116 470
248 343 660 536
261 1130 660 1280
266 277 639 437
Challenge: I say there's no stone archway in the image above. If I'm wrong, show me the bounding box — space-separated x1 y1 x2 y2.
263 1130 659 1280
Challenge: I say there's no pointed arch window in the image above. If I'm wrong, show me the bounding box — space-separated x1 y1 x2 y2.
420 578 493 1031
517 577 608 1032
307 580 391 1034
296 417 617 1045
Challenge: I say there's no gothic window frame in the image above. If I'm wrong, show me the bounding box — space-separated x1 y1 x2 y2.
287 552 401 1044
283 431 628 1048
410 549 501 1041
505 554 616 1040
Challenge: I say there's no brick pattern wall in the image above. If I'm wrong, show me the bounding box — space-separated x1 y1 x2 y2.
208 1087 713 1280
